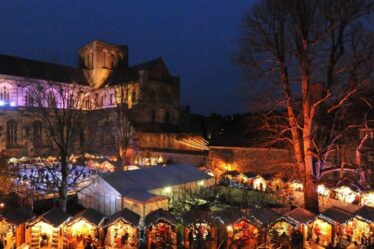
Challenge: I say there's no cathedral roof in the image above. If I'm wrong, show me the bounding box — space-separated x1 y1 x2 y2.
0 54 89 85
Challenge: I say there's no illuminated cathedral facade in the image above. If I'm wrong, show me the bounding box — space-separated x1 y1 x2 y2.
0 40 207 164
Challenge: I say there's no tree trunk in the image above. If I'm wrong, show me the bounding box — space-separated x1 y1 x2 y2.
58 154 69 212
117 145 126 171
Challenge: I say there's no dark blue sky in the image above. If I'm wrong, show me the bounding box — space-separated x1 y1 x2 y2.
0 0 250 115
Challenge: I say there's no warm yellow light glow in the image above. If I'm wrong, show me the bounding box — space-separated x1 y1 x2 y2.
33 221 58 234
317 184 330 196
289 181 303 191
68 220 94 236
198 180 205 186
164 186 172 194
253 176 266 191
361 191 374 207
224 164 232 171
226 225 233 232
334 186 357 203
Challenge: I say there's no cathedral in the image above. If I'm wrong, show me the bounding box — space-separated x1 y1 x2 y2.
0 40 207 165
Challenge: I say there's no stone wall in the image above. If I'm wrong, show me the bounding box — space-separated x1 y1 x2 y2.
208 146 296 175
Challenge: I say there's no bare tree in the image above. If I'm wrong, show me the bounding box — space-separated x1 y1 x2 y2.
237 0 374 212
25 79 92 211
108 83 133 171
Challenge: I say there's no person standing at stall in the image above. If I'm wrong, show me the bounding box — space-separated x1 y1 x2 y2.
361 234 368 247
0 236 4 249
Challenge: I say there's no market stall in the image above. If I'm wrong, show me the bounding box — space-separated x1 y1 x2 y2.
226 218 259 249
268 217 296 241
145 209 177 249
252 175 267 191
344 206 374 245
333 186 358 203
308 217 332 247
289 180 303 192
308 207 353 247
269 177 287 192
361 191 374 207
2 208 34 249
104 208 140 248
26 208 70 249
317 184 330 197
285 207 316 243
182 210 217 249
64 208 105 249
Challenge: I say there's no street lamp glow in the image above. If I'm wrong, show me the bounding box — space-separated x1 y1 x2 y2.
164 186 172 194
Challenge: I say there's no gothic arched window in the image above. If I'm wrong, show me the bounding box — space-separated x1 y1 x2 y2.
6 120 17 147
33 121 43 147
0 86 10 102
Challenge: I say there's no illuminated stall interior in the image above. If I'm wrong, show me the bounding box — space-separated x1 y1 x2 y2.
289 180 303 192
317 184 330 197
334 186 358 203
270 177 287 192
361 191 374 207
246 208 281 245
227 218 259 249
145 209 177 249
309 217 332 247
345 206 374 244
268 218 295 241
252 175 267 191
27 208 70 249
1 208 34 249
64 208 105 249
309 207 353 247
182 209 218 249
104 208 140 249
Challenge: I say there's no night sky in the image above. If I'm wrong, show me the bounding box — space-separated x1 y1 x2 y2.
0 0 251 115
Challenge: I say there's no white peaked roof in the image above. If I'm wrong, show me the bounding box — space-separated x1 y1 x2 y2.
101 164 212 202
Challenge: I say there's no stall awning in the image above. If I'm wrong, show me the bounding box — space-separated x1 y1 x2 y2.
3 208 35 226
181 209 215 227
106 208 141 227
320 207 353 224
246 208 281 227
354 206 374 223
212 208 248 225
144 208 177 227
33 208 71 227
72 208 106 226
286 207 316 224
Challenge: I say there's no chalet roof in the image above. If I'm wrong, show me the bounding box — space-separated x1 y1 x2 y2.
212 208 248 225
106 208 141 227
3 208 34 226
102 164 212 203
247 208 281 226
37 208 71 227
354 206 374 222
144 208 177 227
286 207 316 224
0 54 89 85
73 208 105 226
320 207 353 224
262 173 274 181
244 172 257 178
181 209 214 226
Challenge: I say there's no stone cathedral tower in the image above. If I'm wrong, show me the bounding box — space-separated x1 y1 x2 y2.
78 40 128 88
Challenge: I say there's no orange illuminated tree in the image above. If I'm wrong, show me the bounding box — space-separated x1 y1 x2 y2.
237 0 374 212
